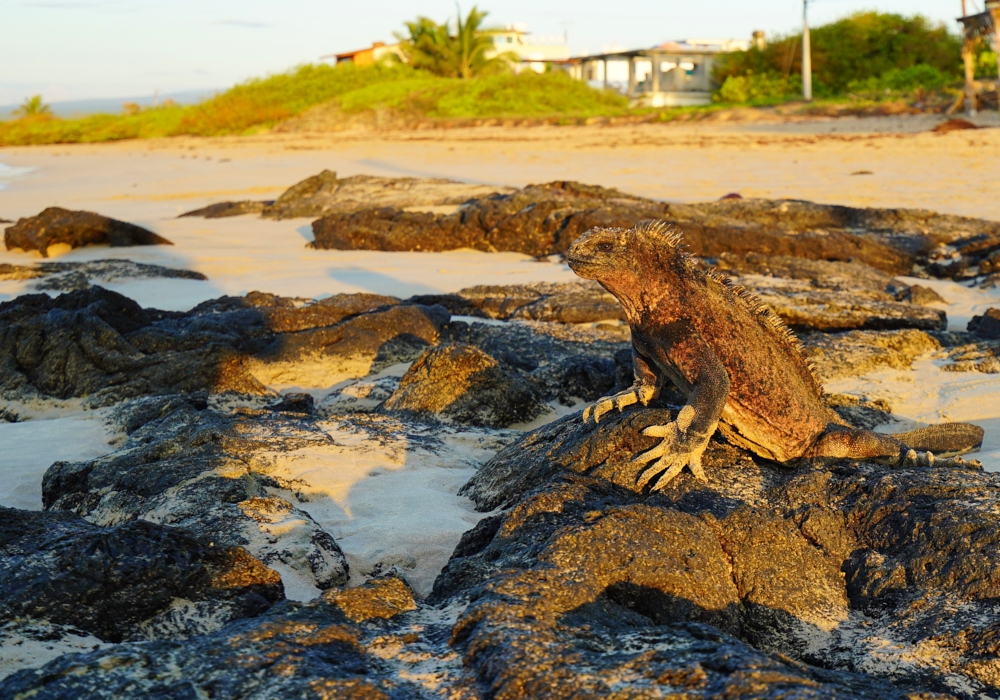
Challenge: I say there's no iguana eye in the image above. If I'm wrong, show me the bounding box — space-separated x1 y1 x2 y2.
596 241 615 253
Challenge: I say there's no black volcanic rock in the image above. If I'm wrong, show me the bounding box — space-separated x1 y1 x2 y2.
1 515 916 700
0 576 432 699
0 286 448 406
264 171 512 220
4 365 998 697
412 281 624 324
969 308 1000 340
180 172 512 220
312 181 671 258
310 181 1000 276
179 200 271 218
4 208 172 256
42 395 350 592
417 273 947 332
446 407 998 697
801 329 941 380
0 259 207 292
380 344 546 428
0 506 282 643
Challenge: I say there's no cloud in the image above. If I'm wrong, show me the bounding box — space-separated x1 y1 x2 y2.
21 1 100 7
213 19 270 28
20 1 139 12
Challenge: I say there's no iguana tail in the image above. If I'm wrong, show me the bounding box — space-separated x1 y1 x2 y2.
892 423 984 457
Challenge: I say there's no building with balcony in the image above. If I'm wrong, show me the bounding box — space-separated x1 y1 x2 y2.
567 39 750 107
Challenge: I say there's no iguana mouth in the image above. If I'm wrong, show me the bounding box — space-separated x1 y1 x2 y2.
566 257 595 277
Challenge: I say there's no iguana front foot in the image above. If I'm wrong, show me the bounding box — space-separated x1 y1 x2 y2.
583 384 655 424
899 448 981 469
632 406 713 489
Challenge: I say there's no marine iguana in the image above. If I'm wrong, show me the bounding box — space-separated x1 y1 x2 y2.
567 221 984 489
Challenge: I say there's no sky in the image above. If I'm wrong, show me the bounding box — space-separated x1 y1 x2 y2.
1 0 975 105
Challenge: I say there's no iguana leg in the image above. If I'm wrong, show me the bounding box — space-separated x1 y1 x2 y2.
584 349 660 424
632 337 730 490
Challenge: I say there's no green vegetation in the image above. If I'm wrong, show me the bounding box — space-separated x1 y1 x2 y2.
4 9 996 146
713 12 996 104
337 70 627 119
715 73 800 104
397 6 516 78
0 63 627 145
12 95 52 117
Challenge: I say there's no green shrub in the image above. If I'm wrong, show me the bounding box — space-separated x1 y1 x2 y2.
846 64 951 96
0 62 630 145
714 12 961 98
714 72 797 103
176 62 416 135
977 49 998 79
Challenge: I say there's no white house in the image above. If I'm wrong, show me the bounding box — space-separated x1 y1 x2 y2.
487 24 572 73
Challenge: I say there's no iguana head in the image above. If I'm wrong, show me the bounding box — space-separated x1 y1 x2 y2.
568 222 684 301
567 227 632 279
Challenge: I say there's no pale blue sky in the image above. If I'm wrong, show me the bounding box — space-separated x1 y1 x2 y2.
1 0 972 104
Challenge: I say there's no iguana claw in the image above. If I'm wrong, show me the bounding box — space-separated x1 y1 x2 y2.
583 385 655 424
899 448 981 469
632 406 711 489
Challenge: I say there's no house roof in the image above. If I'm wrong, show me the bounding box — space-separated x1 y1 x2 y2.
321 41 397 61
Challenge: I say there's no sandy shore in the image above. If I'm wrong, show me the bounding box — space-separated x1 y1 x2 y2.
2 114 1000 221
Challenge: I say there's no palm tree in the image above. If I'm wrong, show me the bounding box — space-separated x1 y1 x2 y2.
398 6 516 79
13 95 52 118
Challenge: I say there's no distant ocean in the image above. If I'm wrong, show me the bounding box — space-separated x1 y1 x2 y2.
0 89 214 121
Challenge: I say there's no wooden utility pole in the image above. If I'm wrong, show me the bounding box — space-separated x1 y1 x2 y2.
989 1 1000 89
962 0 977 115
802 0 812 101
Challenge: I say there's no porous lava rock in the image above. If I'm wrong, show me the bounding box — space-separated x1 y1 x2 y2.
938 331 1000 374
0 506 282 643
0 512 923 699
311 181 675 257
181 171 511 220
4 207 172 256
42 395 351 592
745 279 946 332
0 286 447 406
6 373 999 697
969 308 1000 340
0 576 440 699
0 259 207 292
413 281 624 324
265 171 511 219
321 318 631 415
896 283 946 305
311 180 1000 276
380 344 546 428
801 329 941 380
419 273 947 332
446 407 1000 697
179 200 271 218
714 252 899 293
443 318 631 405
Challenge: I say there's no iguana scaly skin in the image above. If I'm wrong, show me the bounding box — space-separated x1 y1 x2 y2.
567 222 984 489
